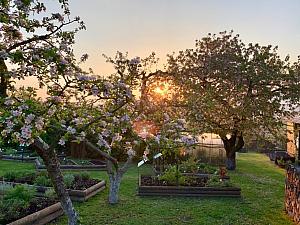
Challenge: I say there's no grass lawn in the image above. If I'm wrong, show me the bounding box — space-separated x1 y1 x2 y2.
0 153 294 225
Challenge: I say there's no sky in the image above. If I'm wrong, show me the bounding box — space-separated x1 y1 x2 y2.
64 0 300 75
17 0 300 90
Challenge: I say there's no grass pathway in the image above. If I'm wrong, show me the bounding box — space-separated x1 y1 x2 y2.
0 153 295 225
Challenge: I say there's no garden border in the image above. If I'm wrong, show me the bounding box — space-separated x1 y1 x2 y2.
0 180 106 202
137 176 241 197
7 202 63 225
35 158 107 171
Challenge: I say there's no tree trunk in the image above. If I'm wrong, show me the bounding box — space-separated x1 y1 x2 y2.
0 58 9 98
225 149 236 170
33 138 79 225
221 131 244 170
108 172 122 204
106 155 132 204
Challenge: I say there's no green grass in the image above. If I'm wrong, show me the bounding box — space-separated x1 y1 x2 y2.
0 153 294 225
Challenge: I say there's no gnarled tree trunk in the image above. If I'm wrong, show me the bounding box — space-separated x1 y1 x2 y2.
106 155 132 204
33 137 79 225
221 131 244 170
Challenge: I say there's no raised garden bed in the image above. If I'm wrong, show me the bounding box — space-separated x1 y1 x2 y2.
1 154 37 162
1 180 106 202
1 172 106 202
35 158 106 171
7 201 63 225
137 175 241 197
0 184 63 225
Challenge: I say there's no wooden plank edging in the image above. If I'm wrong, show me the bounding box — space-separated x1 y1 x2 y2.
7 202 63 225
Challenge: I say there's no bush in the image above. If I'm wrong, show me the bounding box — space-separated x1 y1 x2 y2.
34 175 52 187
63 174 75 188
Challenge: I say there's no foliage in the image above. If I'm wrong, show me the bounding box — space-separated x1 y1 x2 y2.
0 185 36 224
206 176 233 187
63 174 75 188
158 166 187 185
167 31 300 169
45 189 57 200
179 156 199 173
3 170 35 181
34 174 52 187
0 154 295 225
77 171 90 180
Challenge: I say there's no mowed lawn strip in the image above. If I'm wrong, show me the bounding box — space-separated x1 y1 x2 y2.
0 153 294 225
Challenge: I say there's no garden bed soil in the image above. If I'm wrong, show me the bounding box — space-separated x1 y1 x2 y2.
2 198 63 225
0 177 106 202
138 175 241 197
35 158 106 171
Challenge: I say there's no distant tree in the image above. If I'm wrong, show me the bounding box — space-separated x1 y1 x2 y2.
167 31 300 170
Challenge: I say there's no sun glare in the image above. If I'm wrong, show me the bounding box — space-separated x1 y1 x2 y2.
153 83 169 96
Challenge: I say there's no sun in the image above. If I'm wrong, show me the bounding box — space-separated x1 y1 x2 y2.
153 84 169 96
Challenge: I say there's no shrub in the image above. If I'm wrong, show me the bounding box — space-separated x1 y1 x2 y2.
63 174 75 188
34 175 52 187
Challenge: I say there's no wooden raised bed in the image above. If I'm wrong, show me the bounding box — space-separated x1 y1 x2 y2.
137 176 241 197
0 180 106 202
7 202 63 225
35 158 106 171
1 154 37 162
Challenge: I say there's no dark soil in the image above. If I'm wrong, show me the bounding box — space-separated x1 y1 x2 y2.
140 175 209 187
1 197 56 224
70 175 99 190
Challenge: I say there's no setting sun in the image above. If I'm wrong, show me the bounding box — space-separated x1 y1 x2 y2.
153 84 169 96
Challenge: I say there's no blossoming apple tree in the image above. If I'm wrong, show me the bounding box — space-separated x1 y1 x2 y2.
0 0 138 224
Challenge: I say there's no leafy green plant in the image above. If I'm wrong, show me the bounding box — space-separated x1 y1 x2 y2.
45 189 57 200
34 175 52 187
180 157 199 173
0 185 36 224
4 185 36 205
159 166 187 185
77 171 90 180
198 163 218 174
63 174 75 188
3 170 36 181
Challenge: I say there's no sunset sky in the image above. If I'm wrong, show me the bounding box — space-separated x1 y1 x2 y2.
65 0 300 75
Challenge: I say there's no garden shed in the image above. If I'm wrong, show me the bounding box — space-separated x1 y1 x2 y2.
286 116 300 161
